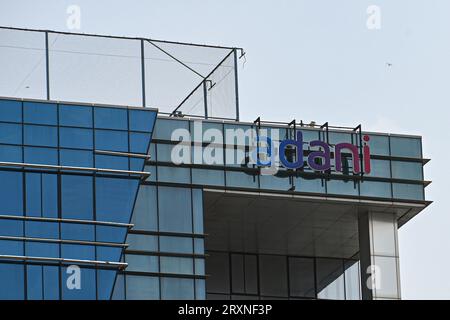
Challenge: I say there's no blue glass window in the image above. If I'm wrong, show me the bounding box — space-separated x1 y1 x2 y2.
0 239 23 255
369 159 391 178
59 104 92 128
327 179 359 196
132 185 157 231
161 277 194 300
0 171 23 215
130 132 150 153
260 174 291 191
97 270 117 300
126 275 159 300
62 266 96 300
43 266 60 300
191 168 224 186
0 145 22 162
127 234 158 251
153 118 189 141
194 239 204 254
26 173 58 218
0 219 22 237
129 109 156 132
160 256 193 274
295 176 326 193
61 244 95 260
390 136 422 158
226 171 258 189
0 123 22 144
25 242 59 258
360 181 392 198
24 125 57 147
95 177 139 224
126 254 159 273
0 100 22 122
60 127 93 149
96 225 128 244
192 188 203 234
130 158 145 171
160 236 193 254
25 221 58 238
391 161 423 180
23 102 57 125
60 149 93 167
61 175 93 220
61 223 95 241
195 258 205 275
157 166 190 184
94 107 127 130
27 265 43 300
158 186 192 233
0 263 25 299
366 134 390 156
24 147 58 165
95 155 128 170
392 183 424 200
95 130 128 152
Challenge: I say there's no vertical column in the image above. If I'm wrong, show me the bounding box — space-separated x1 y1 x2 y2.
358 211 401 300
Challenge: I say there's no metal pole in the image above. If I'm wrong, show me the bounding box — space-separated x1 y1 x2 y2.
233 49 240 121
141 39 146 107
203 81 208 119
45 31 50 100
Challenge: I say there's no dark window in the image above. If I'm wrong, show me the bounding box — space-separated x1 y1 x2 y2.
129 109 156 132
259 255 288 297
24 125 57 147
94 107 127 130
59 104 92 128
95 129 128 152
289 257 315 298
158 186 192 233
23 102 57 125
59 127 93 149
61 175 93 220
0 99 22 122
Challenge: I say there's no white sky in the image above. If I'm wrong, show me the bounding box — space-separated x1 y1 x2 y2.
1 0 449 299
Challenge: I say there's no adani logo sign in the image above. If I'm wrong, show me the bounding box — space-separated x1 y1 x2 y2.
257 131 371 174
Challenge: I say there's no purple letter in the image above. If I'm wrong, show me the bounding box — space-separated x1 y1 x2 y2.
307 140 331 171
334 143 361 173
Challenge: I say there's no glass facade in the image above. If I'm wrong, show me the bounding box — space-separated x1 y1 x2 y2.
0 98 156 300
0 97 429 300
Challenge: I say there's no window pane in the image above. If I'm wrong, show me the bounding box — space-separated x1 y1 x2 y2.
96 177 139 224
153 118 189 141
0 171 23 215
27 265 43 300
192 188 203 234
191 169 224 186
60 127 93 149
390 136 421 158
158 186 192 233
94 107 127 130
43 266 59 300
60 149 93 167
206 252 230 294
0 145 22 162
127 234 158 251
392 183 424 200
0 99 22 122
231 254 245 293
126 254 159 273
344 260 361 300
24 147 58 165
61 223 95 241
129 109 156 132
126 275 159 300
368 159 391 178
161 277 194 300
132 185 157 231
61 175 93 220
23 101 57 125
260 174 291 191
24 125 57 147
226 171 258 189
316 258 345 300
95 155 128 170
158 166 190 184
0 263 25 299
160 256 193 274
360 181 392 198
259 255 288 297
0 123 22 144
160 236 193 254
289 257 315 298
391 161 423 180
373 256 399 298
366 134 389 156
295 176 326 193
130 132 151 153
327 179 358 196
95 129 128 152
59 104 92 128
